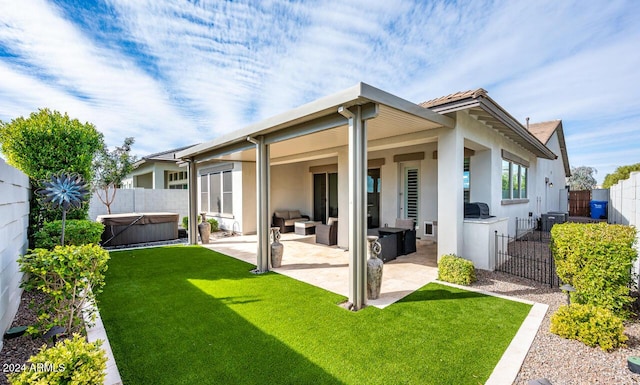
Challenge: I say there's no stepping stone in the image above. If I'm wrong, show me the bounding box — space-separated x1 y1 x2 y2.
528 379 553 385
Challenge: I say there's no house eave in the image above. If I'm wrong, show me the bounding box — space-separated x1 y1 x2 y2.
429 95 557 160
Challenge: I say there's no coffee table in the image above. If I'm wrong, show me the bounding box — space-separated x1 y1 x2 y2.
294 221 320 235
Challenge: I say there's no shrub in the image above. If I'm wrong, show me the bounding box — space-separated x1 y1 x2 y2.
438 254 476 285
550 304 627 351
551 222 638 318
182 215 202 230
8 334 106 385
0 108 104 227
34 220 104 249
18 244 110 334
208 218 219 232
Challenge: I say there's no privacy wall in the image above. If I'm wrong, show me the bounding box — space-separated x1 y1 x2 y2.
609 171 640 279
88 188 189 223
0 159 30 351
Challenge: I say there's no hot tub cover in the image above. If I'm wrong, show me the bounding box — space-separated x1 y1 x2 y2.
97 212 179 226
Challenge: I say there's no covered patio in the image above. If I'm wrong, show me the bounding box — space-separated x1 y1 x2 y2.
203 232 438 308
179 82 455 310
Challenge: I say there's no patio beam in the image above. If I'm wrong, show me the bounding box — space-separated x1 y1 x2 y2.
339 105 368 310
187 159 199 245
249 135 271 273
264 102 377 146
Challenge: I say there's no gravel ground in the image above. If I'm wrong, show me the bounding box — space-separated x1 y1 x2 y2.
473 269 640 385
0 290 56 385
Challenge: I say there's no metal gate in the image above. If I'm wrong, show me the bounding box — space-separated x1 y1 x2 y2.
494 225 559 287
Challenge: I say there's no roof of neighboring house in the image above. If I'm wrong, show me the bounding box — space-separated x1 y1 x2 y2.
134 144 198 168
528 120 571 176
420 89 557 160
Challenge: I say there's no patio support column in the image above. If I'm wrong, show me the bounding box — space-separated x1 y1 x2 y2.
437 127 464 258
339 105 367 310
250 135 270 273
187 159 199 245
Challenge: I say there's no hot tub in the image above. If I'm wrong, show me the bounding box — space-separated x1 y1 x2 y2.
97 212 179 246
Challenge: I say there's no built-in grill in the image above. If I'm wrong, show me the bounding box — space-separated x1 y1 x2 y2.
464 202 491 219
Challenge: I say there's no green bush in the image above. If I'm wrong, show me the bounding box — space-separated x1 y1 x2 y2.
0 109 104 228
18 244 110 334
182 215 202 230
551 222 638 318
9 334 106 385
550 304 627 351
34 220 104 249
438 254 476 285
208 218 219 232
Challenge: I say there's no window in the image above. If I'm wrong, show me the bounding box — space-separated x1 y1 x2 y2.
168 171 189 189
502 159 528 200
201 170 233 215
463 157 470 203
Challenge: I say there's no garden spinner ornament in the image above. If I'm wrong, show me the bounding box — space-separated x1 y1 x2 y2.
37 173 90 246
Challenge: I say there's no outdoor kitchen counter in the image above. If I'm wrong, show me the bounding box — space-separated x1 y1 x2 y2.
462 217 508 270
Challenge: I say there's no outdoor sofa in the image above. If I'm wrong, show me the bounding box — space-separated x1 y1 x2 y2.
272 210 310 233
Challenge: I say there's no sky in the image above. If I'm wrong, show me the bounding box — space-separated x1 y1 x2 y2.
1 0 639 184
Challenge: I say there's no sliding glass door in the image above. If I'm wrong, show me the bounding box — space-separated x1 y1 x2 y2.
367 168 381 228
313 172 338 224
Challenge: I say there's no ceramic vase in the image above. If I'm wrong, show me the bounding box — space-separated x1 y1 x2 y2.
367 235 383 299
198 213 211 244
271 227 284 268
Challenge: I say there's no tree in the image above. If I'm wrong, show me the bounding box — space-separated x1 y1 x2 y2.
602 163 640 188
0 109 103 182
567 166 597 190
92 137 136 214
0 109 104 238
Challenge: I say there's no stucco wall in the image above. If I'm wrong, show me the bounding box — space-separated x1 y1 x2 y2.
453 111 568 237
0 159 30 350
535 132 568 214
88 188 189 222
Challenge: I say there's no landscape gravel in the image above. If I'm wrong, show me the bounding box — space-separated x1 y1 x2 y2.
474 269 640 385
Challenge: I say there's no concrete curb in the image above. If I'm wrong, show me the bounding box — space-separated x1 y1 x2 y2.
83 299 123 385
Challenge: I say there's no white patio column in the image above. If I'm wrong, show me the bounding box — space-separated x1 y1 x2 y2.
437 127 464 259
187 159 199 245
250 135 271 273
339 106 367 310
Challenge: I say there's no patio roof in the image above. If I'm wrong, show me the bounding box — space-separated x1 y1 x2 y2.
421 89 557 160
176 82 454 163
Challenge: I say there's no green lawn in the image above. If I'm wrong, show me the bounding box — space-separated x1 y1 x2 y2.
97 245 531 385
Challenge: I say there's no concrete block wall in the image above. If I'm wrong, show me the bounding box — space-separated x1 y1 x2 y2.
89 188 189 223
0 159 30 351
608 171 640 282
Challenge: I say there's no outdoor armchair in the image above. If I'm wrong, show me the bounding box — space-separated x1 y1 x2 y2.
316 217 338 246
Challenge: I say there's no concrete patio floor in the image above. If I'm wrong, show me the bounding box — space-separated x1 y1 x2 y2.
203 232 439 308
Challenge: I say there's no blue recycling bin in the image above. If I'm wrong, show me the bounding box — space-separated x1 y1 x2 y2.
590 200 607 219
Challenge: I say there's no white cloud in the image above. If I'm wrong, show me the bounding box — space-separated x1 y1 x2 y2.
0 0 638 170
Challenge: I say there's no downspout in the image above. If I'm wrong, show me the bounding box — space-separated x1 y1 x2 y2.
338 105 367 310
248 135 270 273
187 158 199 245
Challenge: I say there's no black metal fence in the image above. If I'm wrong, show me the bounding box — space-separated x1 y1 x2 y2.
495 229 560 287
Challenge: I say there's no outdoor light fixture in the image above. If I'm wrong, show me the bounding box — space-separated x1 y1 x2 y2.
549 182 553 188
560 283 575 305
